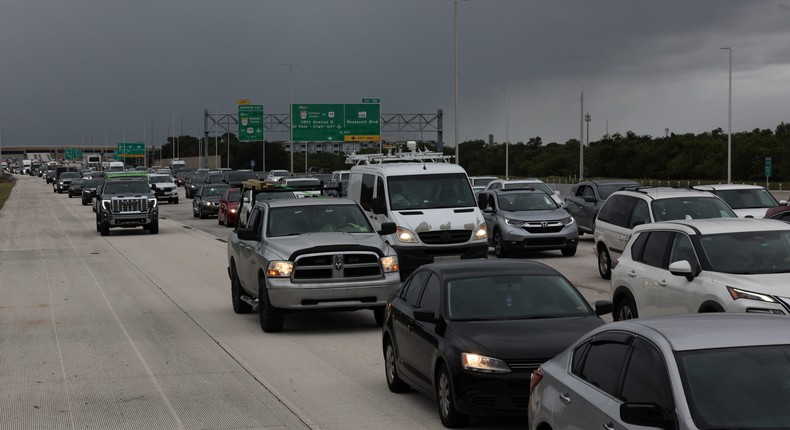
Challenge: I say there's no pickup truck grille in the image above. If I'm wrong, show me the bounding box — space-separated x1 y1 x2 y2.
111 198 149 213
418 230 472 244
293 252 382 280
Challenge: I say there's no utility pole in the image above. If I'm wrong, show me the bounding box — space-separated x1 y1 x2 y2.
579 92 584 180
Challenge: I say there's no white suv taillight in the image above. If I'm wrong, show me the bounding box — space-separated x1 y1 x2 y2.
529 368 544 395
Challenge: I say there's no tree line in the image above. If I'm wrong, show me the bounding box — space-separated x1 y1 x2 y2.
161 121 790 183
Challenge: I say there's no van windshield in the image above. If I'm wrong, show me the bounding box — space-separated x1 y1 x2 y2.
388 173 476 210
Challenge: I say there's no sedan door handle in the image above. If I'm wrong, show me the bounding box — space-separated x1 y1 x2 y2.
559 393 571 405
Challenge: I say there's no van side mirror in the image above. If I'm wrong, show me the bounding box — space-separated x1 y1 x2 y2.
372 197 386 214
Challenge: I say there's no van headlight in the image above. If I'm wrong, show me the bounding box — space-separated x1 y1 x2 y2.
380 256 399 273
473 223 487 240
266 261 293 278
396 226 418 243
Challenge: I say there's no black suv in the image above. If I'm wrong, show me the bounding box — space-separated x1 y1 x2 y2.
95 176 159 236
563 179 641 234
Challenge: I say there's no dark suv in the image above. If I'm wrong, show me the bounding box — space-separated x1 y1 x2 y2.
95 176 159 236
563 179 641 234
221 170 258 187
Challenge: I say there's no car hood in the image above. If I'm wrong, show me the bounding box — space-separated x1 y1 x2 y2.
447 316 604 360
733 208 771 218
151 181 177 188
707 272 790 298
266 233 390 261
500 208 570 222
391 207 484 234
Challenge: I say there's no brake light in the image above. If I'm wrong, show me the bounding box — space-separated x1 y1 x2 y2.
529 368 544 395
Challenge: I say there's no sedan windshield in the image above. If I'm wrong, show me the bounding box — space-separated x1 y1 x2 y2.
148 175 172 183
446 275 591 320
388 173 475 210
677 345 790 428
699 230 790 274
202 186 229 197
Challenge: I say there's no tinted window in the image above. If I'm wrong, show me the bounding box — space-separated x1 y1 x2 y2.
629 231 650 261
669 233 699 273
359 174 375 211
640 231 672 267
713 188 778 209
621 338 673 407
402 271 430 308
600 195 639 228
577 338 631 396
652 197 736 221
418 274 441 313
699 230 790 274
628 199 650 228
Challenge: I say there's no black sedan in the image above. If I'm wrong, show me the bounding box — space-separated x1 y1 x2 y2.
193 184 229 219
67 178 87 197
382 259 611 427
81 179 104 206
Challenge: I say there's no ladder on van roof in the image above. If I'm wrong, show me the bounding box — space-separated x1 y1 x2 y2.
344 149 454 165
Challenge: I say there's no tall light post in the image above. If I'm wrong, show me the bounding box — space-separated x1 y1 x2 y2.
721 47 732 183
283 63 298 174
501 88 509 179
453 0 466 165
579 92 584 180
585 112 591 147
212 92 219 169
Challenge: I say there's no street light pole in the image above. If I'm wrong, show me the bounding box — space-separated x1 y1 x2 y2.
721 47 732 184
579 92 584 180
585 112 591 148
213 92 219 169
283 63 298 174
501 88 509 179
453 0 462 165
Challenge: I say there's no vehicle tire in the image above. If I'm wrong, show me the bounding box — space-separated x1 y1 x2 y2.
613 295 638 321
173 198 178 204
149 218 159 234
493 230 509 258
199 208 207 219
58 189 63 194
68 194 73 198
373 306 386 327
436 363 469 428
384 339 410 393
100 220 109 236
82 198 88 206
193 207 199 218
258 279 284 333
218 214 224 226
231 267 252 314
597 247 612 280
561 244 577 257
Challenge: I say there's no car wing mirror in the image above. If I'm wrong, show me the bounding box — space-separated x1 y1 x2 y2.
593 300 613 316
668 260 694 281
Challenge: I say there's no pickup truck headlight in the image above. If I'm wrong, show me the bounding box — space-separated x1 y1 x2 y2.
380 256 399 273
461 353 511 374
266 261 293 278
396 226 418 243
102 201 110 210
473 223 487 240
149 198 157 208
203 201 213 206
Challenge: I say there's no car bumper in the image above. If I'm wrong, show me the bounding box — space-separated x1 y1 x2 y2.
154 190 178 199
453 368 533 416
106 211 157 227
391 242 489 279
266 274 401 309
501 225 578 251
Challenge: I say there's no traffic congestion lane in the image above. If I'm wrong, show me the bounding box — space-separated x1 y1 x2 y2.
2 175 610 430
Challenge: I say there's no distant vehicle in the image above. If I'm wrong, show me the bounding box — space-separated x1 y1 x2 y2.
147 174 179 204
468 175 499 188
81 178 104 206
563 179 641 234
327 170 350 197
218 187 241 227
593 187 737 279
221 169 257 188
278 177 323 197
611 218 790 320
107 161 124 172
266 169 291 182
169 159 187 170
692 183 780 218
95 175 158 236
193 184 229 219
185 173 207 199
529 313 790 430
383 259 611 427
54 172 80 194
67 178 86 198
484 178 562 205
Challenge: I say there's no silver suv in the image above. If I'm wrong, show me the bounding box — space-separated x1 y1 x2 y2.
593 187 736 279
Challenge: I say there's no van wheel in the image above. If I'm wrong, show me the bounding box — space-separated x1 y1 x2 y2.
597 247 612 280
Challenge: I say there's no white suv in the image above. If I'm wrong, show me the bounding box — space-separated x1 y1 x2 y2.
611 218 790 320
692 183 781 218
593 187 736 279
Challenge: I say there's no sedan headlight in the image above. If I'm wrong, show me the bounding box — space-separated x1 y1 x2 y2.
203 201 213 206
461 353 511 374
504 218 525 226
396 226 418 243
727 286 776 303
380 256 399 273
266 261 293 278
473 223 487 240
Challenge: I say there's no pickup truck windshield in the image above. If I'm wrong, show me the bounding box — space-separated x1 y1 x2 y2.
388 173 476 210
268 205 372 236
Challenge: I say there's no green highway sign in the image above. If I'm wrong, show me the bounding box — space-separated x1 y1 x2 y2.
238 104 264 141
291 103 380 142
116 142 146 158
766 156 772 177
65 148 83 161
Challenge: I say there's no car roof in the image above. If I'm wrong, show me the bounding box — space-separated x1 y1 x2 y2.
264 197 359 209
416 259 561 280
692 183 765 191
584 179 641 186
350 163 467 175
632 217 790 236
613 186 720 200
603 314 790 351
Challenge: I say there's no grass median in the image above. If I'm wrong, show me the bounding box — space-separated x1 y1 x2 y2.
0 179 15 210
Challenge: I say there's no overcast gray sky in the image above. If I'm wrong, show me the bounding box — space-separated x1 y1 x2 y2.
2 0 789 149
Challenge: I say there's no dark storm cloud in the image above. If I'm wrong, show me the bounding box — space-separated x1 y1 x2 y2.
1 0 789 148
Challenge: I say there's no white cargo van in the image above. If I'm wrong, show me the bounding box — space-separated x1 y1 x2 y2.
346 151 488 279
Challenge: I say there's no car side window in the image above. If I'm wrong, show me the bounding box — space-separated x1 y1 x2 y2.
488 195 496 211
629 232 650 260
628 199 650 228
583 185 595 199
402 271 430 308
418 274 441 313
621 338 674 408
596 195 618 222
376 176 385 202
359 174 375 211
669 233 699 273
640 231 673 268
575 334 632 396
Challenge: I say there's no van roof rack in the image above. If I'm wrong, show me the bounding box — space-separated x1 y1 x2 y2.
345 148 454 165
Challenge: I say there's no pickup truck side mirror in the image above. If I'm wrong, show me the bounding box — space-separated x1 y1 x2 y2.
151 184 157 190
237 227 260 241
379 222 396 236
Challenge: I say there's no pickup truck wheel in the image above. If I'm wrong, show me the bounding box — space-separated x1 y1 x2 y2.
258 279 284 333
149 218 159 234
231 267 252 314
100 220 109 236
373 306 386 327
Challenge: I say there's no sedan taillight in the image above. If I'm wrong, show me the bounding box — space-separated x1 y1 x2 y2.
529 368 544 395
